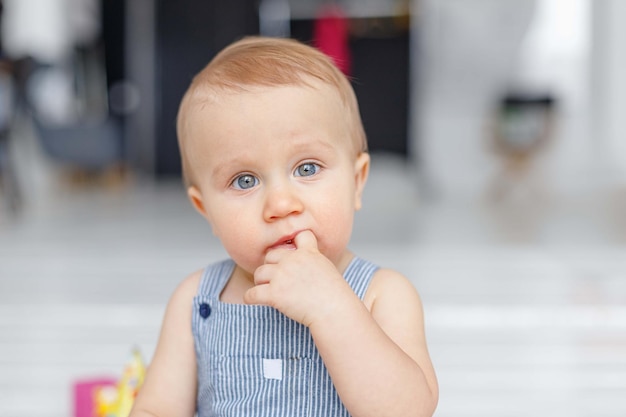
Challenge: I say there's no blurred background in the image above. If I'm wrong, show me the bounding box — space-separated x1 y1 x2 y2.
0 0 625 416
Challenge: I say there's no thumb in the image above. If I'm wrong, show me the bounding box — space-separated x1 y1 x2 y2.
244 284 271 306
294 229 318 251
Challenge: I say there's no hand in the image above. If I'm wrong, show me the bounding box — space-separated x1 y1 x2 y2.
244 230 352 327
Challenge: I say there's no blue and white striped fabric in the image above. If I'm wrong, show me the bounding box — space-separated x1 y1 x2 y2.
192 257 379 417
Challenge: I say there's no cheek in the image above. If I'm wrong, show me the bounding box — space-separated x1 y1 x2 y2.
316 212 354 264
207 202 254 246
211 207 252 244
210 209 265 272
311 190 355 253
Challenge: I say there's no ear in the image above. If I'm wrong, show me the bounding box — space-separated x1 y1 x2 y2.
188 186 219 235
353 152 370 211
187 186 209 219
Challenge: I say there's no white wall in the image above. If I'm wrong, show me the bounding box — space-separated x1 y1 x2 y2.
413 0 598 198
591 0 626 185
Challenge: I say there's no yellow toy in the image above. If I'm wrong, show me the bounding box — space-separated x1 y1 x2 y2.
95 349 146 417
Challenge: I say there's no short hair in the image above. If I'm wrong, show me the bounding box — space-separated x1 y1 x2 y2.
177 36 367 187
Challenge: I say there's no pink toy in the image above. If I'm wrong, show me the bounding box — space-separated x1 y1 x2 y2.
74 378 117 417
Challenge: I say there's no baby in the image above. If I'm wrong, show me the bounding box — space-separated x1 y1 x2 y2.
130 36 438 417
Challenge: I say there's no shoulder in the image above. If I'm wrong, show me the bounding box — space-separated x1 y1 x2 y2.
169 268 204 308
363 267 425 322
172 259 233 303
157 269 204 334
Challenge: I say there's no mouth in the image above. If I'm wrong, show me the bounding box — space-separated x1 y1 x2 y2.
268 232 299 251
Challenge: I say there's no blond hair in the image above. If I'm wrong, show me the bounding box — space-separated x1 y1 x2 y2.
177 36 367 187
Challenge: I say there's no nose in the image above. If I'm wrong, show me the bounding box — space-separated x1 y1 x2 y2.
262 182 304 221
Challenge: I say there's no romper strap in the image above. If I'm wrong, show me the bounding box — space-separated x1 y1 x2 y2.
343 257 379 300
196 259 236 299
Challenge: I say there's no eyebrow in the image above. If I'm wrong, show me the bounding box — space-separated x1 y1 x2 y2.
210 153 256 182
210 135 338 180
289 134 337 155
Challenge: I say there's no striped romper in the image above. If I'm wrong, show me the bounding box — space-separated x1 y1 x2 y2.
192 257 379 417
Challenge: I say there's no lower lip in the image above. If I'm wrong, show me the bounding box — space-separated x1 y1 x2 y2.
269 239 296 251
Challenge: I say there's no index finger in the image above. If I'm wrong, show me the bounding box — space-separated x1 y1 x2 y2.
294 229 318 251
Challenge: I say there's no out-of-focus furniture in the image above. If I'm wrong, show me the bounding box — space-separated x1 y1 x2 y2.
489 92 557 200
0 58 20 213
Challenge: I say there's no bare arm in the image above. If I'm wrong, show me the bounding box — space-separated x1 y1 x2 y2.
129 272 201 417
310 268 438 417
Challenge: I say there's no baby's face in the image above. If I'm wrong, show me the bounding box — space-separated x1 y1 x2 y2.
185 82 369 277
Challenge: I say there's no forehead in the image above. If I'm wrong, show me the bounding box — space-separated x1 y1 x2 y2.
183 82 351 156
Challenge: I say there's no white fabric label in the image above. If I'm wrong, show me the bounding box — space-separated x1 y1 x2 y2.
263 358 283 381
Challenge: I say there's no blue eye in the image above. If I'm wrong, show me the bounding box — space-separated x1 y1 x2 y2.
295 163 319 177
232 174 258 190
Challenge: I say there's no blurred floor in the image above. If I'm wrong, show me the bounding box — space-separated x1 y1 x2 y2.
1 150 626 416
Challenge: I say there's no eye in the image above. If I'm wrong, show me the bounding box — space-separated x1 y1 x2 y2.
232 174 259 190
294 162 320 177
